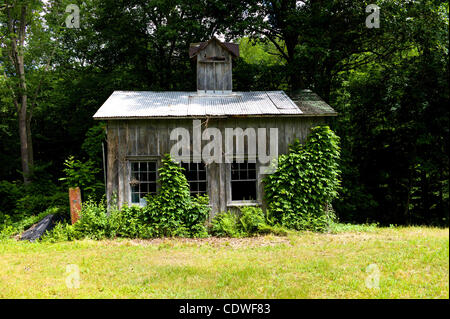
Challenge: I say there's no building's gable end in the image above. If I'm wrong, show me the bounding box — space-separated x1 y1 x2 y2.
196 39 234 93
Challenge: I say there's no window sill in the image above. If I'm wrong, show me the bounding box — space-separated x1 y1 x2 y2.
227 201 261 207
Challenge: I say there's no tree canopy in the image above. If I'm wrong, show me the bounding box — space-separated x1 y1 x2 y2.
0 0 448 225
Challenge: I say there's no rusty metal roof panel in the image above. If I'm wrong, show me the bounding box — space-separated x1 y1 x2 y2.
93 91 304 119
290 89 337 116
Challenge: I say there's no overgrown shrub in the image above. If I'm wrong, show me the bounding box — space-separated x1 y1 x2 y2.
70 199 112 239
186 195 210 230
142 155 210 237
186 195 210 238
264 126 341 232
40 222 79 243
210 207 290 237
110 204 154 239
0 180 22 217
211 211 241 237
15 191 67 218
0 225 17 241
0 178 68 223
59 155 104 200
43 155 211 241
42 201 149 242
239 206 266 234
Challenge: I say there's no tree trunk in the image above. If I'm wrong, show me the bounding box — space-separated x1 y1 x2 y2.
7 3 32 183
18 98 30 183
26 112 33 168
18 56 31 183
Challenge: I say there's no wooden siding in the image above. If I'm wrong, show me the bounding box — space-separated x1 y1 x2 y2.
197 40 232 93
106 117 325 218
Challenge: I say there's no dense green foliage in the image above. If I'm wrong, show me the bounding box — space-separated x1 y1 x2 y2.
210 207 290 237
59 155 104 200
264 126 340 231
211 211 241 237
143 155 210 237
40 201 154 242
0 0 448 227
0 174 68 225
41 155 210 241
333 35 450 225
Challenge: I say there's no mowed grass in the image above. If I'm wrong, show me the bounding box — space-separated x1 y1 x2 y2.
0 226 448 298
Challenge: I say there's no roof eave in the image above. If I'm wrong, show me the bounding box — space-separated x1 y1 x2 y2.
93 113 337 120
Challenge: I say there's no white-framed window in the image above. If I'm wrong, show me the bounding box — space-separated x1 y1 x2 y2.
230 161 257 201
129 161 157 205
181 162 208 195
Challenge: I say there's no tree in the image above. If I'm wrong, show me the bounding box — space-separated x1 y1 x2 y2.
332 1 449 225
53 0 249 91
229 0 415 100
0 0 58 183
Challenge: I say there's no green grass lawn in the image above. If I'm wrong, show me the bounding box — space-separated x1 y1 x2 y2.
0 226 448 298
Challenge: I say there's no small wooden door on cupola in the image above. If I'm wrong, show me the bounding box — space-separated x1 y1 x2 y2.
189 37 239 94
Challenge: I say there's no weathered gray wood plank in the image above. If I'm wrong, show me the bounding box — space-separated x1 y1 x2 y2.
110 117 323 213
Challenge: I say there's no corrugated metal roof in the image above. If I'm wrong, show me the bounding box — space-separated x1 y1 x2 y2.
93 91 304 119
290 89 337 116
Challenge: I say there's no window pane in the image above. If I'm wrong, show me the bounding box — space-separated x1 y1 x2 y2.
132 192 140 203
130 161 158 203
182 162 207 195
231 181 257 201
148 162 156 172
141 183 149 194
231 160 257 201
187 170 196 181
198 182 207 193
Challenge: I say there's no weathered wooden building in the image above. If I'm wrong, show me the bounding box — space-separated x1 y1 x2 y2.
93 37 336 218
